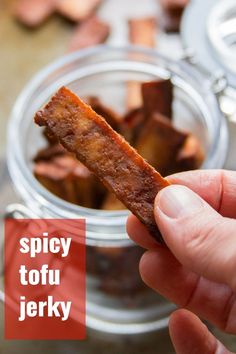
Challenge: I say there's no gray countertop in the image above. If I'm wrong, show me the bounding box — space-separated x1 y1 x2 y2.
1 0 236 352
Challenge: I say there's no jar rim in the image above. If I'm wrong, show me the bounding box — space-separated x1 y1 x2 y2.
7 45 228 244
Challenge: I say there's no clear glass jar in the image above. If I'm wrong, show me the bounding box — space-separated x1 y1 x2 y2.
7 46 228 336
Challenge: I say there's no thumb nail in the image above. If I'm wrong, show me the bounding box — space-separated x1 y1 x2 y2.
156 185 203 219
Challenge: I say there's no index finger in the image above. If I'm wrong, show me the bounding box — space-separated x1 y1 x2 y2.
168 169 236 219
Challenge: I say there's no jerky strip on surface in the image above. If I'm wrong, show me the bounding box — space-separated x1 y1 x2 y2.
35 87 170 241
142 79 173 119
56 0 102 22
13 0 55 27
68 16 110 52
127 17 157 110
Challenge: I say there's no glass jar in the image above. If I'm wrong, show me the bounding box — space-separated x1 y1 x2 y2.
7 46 228 336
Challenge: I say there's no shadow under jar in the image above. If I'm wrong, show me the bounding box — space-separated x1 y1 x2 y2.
7 46 228 337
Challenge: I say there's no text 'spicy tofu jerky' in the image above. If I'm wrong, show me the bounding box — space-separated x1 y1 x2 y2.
35 87 170 242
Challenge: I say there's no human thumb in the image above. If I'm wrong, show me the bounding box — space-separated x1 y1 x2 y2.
155 185 236 291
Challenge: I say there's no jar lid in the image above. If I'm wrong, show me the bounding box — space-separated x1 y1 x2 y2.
181 0 236 90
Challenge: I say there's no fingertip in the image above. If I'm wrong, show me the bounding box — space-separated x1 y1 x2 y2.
169 309 193 331
126 213 136 237
169 309 219 354
139 250 159 286
139 248 178 292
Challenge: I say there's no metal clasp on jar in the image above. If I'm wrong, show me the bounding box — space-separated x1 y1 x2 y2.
181 48 236 123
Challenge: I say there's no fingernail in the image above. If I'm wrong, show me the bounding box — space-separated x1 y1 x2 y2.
156 185 203 219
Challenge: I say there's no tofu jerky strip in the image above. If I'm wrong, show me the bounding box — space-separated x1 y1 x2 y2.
35 87 169 241
160 0 189 32
142 79 173 119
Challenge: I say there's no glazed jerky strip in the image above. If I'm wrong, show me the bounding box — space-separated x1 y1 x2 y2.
35 87 169 241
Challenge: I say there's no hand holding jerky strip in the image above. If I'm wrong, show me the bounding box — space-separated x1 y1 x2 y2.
35 87 170 241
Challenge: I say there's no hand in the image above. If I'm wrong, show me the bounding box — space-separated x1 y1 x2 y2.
127 170 236 354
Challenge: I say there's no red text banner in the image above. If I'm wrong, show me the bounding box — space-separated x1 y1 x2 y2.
5 219 86 340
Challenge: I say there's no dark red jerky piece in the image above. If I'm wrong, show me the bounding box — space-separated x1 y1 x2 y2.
56 0 102 22
13 0 56 27
34 86 170 242
135 113 187 176
34 156 78 204
142 79 173 120
121 108 145 144
159 0 189 32
34 154 104 207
